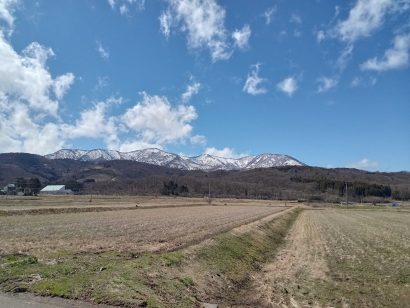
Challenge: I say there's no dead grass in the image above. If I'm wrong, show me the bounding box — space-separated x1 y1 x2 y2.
253 208 410 307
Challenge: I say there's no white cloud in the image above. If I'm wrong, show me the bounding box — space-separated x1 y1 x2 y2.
181 80 201 103
96 41 109 60
317 76 338 93
348 158 379 171
159 10 172 39
232 24 251 50
316 30 325 43
350 76 377 87
276 77 298 96
190 134 206 145
62 101 118 141
94 76 109 91
204 147 244 158
0 1 204 155
122 92 198 145
0 101 65 154
361 34 410 71
0 0 18 34
0 33 77 116
334 0 409 42
264 6 276 25
336 44 354 70
53 73 75 100
119 140 163 152
243 64 267 95
119 5 128 15
160 0 232 62
290 13 302 25
108 0 116 9
108 0 145 13
0 3 77 154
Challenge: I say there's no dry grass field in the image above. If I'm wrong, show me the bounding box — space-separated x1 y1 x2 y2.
250 208 410 307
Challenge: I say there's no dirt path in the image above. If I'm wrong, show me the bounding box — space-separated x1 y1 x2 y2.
250 209 328 307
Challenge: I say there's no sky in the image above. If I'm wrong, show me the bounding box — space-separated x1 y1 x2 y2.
0 0 409 171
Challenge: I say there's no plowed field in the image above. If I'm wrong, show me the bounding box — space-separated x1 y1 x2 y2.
0 204 288 257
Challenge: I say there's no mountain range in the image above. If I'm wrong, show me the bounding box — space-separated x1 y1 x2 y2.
45 148 305 171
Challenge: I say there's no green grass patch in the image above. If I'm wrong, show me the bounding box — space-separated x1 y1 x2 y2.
197 209 301 283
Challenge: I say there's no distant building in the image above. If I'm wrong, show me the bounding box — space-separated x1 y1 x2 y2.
2 184 16 195
39 185 73 195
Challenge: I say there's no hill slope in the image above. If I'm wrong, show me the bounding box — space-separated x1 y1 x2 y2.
1 153 409 201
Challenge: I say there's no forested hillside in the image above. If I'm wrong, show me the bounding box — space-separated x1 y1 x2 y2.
1 153 409 202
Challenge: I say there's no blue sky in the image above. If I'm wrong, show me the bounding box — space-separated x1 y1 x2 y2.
0 0 409 171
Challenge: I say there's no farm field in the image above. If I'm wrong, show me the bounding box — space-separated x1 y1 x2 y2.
0 195 287 211
250 209 410 307
0 197 289 258
0 197 409 307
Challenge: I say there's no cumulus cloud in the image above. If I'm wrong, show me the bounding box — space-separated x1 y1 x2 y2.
96 41 109 60
62 100 120 149
0 32 76 116
181 80 201 103
232 24 251 50
347 158 379 171
204 147 245 158
334 0 409 42
0 0 206 155
276 77 297 96
0 101 65 154
317 76 338 93
0 2 77 154
243 64 267 95
122 92 198 146
160 0 250 61
361 33 410 71
160 0 232 62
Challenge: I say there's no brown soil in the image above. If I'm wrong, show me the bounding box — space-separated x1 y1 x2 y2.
0 203 288 258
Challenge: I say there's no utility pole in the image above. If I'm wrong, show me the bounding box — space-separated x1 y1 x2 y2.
207 183 211 205
345 182 348 206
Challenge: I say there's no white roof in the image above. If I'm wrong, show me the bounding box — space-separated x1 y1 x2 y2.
40 185 66 192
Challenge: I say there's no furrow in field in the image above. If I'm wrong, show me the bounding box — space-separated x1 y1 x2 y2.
0 205 287 258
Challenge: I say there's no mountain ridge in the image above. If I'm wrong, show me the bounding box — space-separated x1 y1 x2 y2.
45 148 305 171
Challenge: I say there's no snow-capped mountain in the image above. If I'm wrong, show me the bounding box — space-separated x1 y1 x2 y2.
45 148 305 171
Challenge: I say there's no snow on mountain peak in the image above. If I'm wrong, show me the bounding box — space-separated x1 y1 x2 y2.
45 149 305 171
